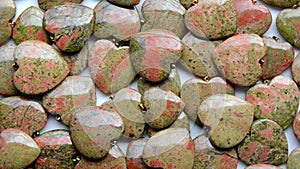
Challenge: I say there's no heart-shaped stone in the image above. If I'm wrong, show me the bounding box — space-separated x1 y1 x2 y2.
88 40 136 94
141 0 187 38
233 0 272 35
238 119 288 165
13 40 69 95
94 0 141 41
0 0 16 45
198 94 254 149
38 0 83 10
262 36 294 79
246 75 299 129
184 0 237 40
107 0 140 6
261 0 300 8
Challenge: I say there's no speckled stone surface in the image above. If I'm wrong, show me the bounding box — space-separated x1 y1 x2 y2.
43 4 94 53
293 112 300 141
126 139 148 169
70 106 124 159
246 75 299 129
193 133 238 169
43 76 96 126
287 146 300 169
12 6 49 45
233 0 272 35
142 88 185 129
262 36 294 79
93 0 141 41
180 0 196 9
108 0 140 6
137 66 181 96
184 0 237 40
143 128 194 169
292 52 300 85
130 29 183 83
0 128 41 169
238 119 288 165
198 94 254 149
246 164 282 169
277 7 300 49
141 0 187 39
61 43 88 75
0 96 47 136
38 0 83 10
13 40 69 95
33 130 77 169
0 0 15 45
181 32 220 78
180 77 234 124
214 33 266 86
261 0 300 8
75 144 126 169
0 44 18 96
88 40 136 94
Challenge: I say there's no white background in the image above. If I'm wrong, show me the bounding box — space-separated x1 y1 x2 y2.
4 0 300 168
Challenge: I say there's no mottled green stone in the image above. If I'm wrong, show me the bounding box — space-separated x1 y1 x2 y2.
13 40 69 95
141 0 187 38
198 94 254 149
38 0 83 10
246 75 299 129
0 128 41 169
0 21 12 45
180 77 234 124
181 32 220 78
277 7 300 48
0 96 47 136
142 88 185 129
143 128 194 169
184 0 237 39
108 0 140 6
293 112 300 141
33 130 76 169
43 76 96 126
238 119 288 165
292 53 300 85
126 139 148 169
93 0 141 41
261 0 300 8
43 4 94 53
0 0 16 45
0 44 18 96
12 6 49 45
287 146 300 169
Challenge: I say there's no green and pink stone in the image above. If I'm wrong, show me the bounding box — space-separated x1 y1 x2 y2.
261 0 300 8
292 52 300 84
293 112 300 141
126 139 148 169
0 0 15 45
287 146 300 169
38 0 83 10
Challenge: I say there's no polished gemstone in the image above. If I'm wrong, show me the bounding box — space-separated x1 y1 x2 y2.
292 52 300 84
0 0 15 45
287 146 300 169
108 0 140 6
261 0 300 8
126 139 148 169
38 0 83 10
293 112 300 141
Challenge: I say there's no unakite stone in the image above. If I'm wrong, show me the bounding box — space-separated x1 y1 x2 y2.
293 112 300 141
61 43 88 75
141 0 187 38
70 106 124 159
214 34 266 86
126 139 148 169
38 0 83 10
130 29 183 83
292 52 300 85
261 0 300 8
246 164 282 169
277 7 300 48
142 88 185 129
180 77 234 124
75 144 126 169
181 32 220 78
0 128 41 169
0 96 47 136
262 36 294 79
246 75 299 129
88 40 136 94
43 76 96 126
193 134 238 169
238 119 288 165
143 128 194 169
287 146 300 169
43 4 94 53
0 0 15 45
198 94 254 149
108 0 140 6
12 6 49 45
93 0 141 41
180 0 196 9
13 40 69 95
233 0 272 35
33 130 77 169
184 0 237 40
137 66 181 96
0 44 18 96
